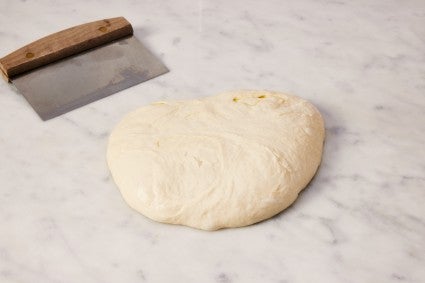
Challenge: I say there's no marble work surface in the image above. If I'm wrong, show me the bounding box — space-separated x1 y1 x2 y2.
0 0 424 282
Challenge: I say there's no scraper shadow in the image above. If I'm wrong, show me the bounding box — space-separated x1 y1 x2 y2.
258 102 344 226
6 81 23 96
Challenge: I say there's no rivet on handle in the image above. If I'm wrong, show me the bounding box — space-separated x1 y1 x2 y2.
26 52 34 59
98 26 107 32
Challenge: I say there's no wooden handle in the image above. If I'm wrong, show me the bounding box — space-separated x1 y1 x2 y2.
0 17 133 81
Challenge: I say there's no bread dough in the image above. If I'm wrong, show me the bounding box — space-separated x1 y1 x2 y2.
107 90 325 230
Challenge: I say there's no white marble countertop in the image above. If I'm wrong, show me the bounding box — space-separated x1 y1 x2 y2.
1 0 424 282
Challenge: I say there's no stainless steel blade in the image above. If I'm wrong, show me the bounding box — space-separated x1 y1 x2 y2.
11 36 168 120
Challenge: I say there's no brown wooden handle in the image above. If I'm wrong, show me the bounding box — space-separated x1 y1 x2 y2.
0 17 133 81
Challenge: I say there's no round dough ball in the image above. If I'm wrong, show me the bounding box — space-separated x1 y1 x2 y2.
107 90 325 230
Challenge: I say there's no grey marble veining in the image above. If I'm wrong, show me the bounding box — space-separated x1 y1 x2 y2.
0 0 424 282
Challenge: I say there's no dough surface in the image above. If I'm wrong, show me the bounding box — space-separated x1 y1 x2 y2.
107 90 325 230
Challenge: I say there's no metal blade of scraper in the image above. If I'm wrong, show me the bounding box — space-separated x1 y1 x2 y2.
11 36 168 120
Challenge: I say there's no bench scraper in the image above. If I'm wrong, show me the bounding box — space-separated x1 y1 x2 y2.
0 17 168 121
